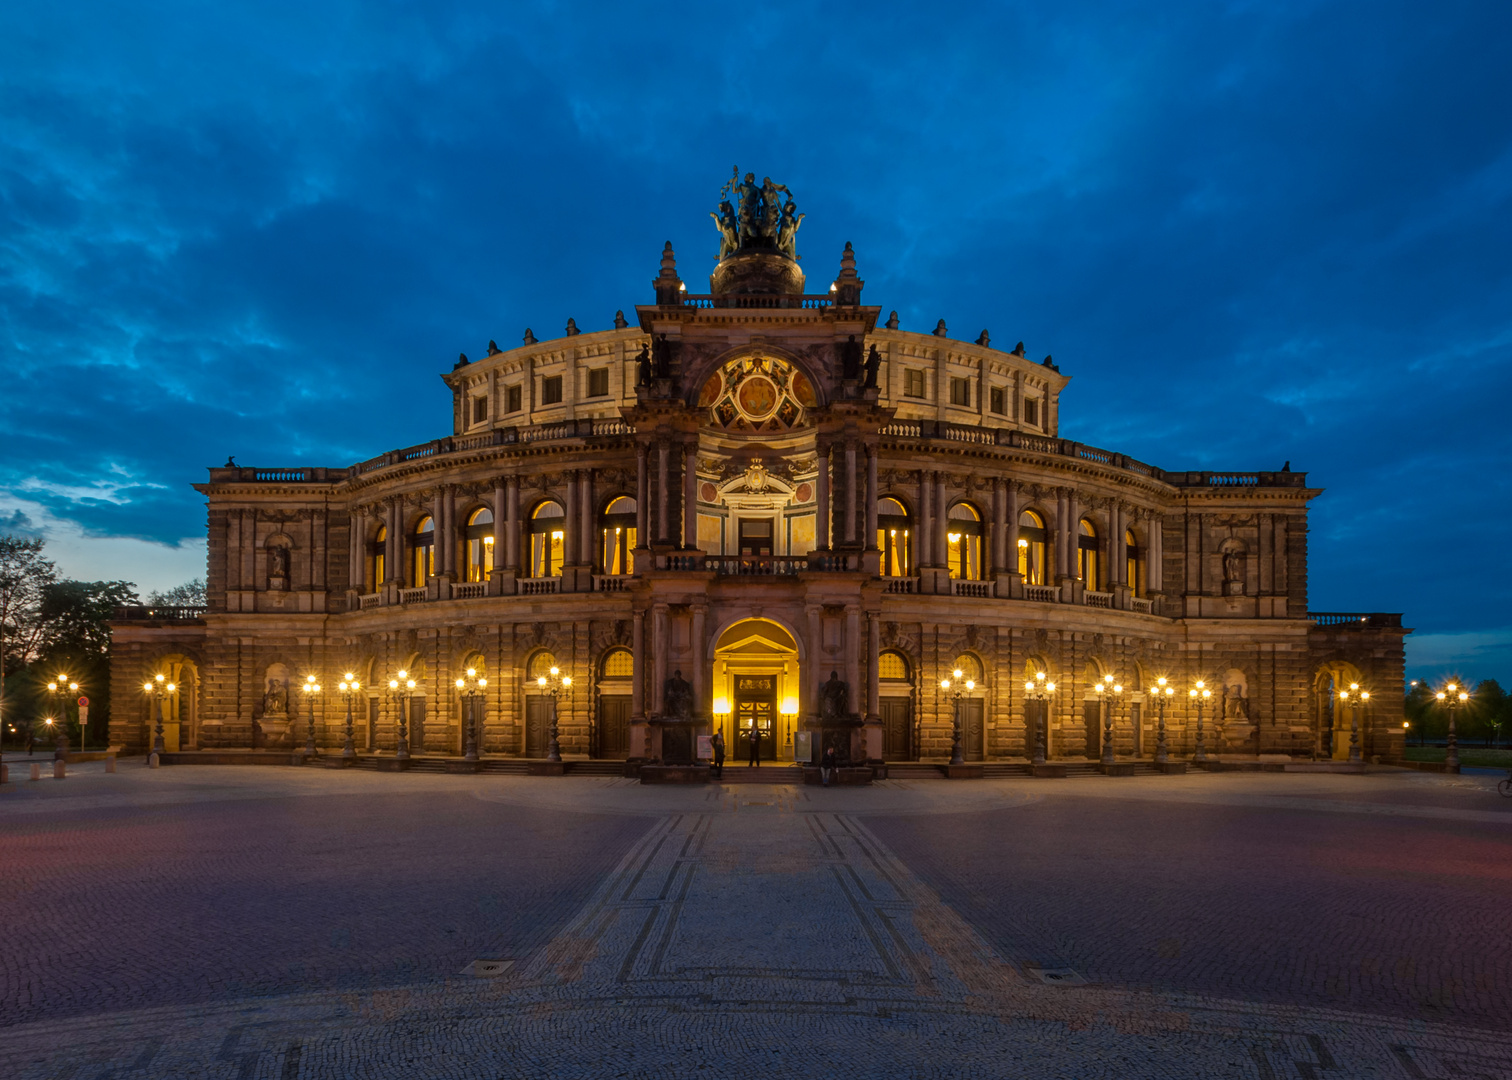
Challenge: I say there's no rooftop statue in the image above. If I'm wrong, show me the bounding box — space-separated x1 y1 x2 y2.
713 166 802 261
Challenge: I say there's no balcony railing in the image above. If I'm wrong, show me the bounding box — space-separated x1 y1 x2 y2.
358 592 381 610
1024 585 1060 603
1308 612 1403 628
521 578 559 595
398 587 428 605
884 577 915 594
951 580 992 598
451 581 486 600
705 556 810 576
593 574 632 591
112 605 207 622
1084 590 1113 609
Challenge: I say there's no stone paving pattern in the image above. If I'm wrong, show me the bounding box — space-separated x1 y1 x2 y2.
2 763 1511 1078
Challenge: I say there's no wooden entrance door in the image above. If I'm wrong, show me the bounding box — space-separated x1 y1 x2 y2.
962 699 984 762
366 698 378 750
526 696 551 758
881 697 911 759
1084 700 1101 758
599 695 630 759
734 675 777 761
409 698 426 753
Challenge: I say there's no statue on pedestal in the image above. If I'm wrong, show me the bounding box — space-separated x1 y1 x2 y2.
862 344 882 389
663 670 694 720
820 671 849 722
262 679 288 718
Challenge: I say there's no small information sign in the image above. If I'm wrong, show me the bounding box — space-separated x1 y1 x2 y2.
793 731 812 763
696 734 712 760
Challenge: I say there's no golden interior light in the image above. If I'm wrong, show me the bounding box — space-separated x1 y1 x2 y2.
483 536 493 544
1017 538 1028 547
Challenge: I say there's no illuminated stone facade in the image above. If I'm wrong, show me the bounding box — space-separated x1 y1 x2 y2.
109 187 1408 770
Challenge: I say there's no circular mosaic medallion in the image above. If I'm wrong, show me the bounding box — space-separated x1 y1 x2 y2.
796 483 813 503
737 376 779 419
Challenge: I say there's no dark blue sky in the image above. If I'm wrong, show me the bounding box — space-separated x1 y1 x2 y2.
2 1 1508 681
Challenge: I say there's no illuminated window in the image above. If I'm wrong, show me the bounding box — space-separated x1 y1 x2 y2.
878 651 910 681
369 525 386 590
1126 528 1142 595
530 501 565 578
1018 509 1046 585
1078 519 1099 587
601 496 637 575
952 653 984 684
410 516 434 585
465 508 494 582
946 502 982 581
601 648 633 678
528 651 558 680
877 498 912 577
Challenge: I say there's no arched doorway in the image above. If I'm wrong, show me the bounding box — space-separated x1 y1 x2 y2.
1314 661 1363 760
524 650 558 758
951 652 986 761
879 649 914 759
597 647 634 758
711 618 801 763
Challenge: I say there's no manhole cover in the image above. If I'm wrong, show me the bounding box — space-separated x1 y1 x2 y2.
1034 967 1086 985
460 959 514 978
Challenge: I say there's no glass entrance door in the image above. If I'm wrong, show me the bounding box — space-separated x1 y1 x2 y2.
734 675 777 761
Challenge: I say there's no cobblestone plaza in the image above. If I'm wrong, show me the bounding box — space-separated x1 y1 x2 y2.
3 765 1509 1078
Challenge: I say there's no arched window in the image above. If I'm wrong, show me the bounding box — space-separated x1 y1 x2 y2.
877 498 912 577
601 496 636 575
528 651 559 680
952 653 984 685
369 525 387 591
1078 518 1099 588
878 650 911 681
947 503 983 581
1125 528 1141 595
410 516 434 586
601 648 634 678
465 508 493 583
1017 510 1046 585
529 501 565 578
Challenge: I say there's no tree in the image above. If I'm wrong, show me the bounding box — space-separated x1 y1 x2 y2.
146 578 206 607
1474 679 1509 748
0 535 57 734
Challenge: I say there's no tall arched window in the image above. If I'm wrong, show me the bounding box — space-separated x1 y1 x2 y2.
1078 518 1099 587
528 651 559 681
1018 510 1046 585
530 501 565 578
465 508 493 583
369 525 387 591
878 650 911 682
410 516 434 586
601 496 636 575
601 648 634 678
877 498 912 577
947 503 983 580
952 653 985 684
1125 528 1141 595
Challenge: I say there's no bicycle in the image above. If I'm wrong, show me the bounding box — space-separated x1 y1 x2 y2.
1499 769 1512 798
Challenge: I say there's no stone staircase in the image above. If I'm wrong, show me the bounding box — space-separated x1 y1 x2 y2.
712 765 806 784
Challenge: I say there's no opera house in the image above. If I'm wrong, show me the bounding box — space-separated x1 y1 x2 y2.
110 172 1407 776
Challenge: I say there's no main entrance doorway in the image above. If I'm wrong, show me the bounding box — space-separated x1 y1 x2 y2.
734 675 777 761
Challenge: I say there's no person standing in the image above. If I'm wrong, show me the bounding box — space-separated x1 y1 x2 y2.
711 731 725 779
821 745 837 787
747 725 760 767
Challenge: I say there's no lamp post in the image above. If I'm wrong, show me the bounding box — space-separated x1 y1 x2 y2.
1336 682 1369 765
1094 673 1122 767
300 674 322 759
1435 681 1467 772
337 672 361 760
1153 676 1176 764
1023 670 1056 765
46 674 80 755
940 667 975 766
141 673 176 766
536 665 571 763
388 669 416 761
455 667 487 763
1189 679 1212 765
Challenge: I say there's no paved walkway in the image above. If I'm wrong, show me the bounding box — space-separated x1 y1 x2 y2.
2 764 1511 1077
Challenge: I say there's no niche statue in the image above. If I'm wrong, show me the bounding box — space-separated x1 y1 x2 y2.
663 669 694 720
262 679 288 717
820 671 849 721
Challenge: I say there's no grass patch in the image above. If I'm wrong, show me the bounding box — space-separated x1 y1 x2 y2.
1404 746 1512 768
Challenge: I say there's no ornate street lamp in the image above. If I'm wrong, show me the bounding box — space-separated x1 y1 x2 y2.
47 674 80 754
940 667 975 766
1023 670 1056 765
1152 676 1176 764
1094 673 1122 767
141 672 176 765
455 667 488 763
300 674 322 759
337 672 361 760
535 665 571 763
388 669 417 760
1189 679 1213 764
1337 682 1369 765
1435 681 1467 771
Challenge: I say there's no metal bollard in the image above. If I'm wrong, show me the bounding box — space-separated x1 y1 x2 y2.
54 761 66 779
148 752 160 769
106 755 117 773
30 763 42 781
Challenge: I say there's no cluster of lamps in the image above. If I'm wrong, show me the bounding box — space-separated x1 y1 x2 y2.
940 667 976 766
47 673 82 751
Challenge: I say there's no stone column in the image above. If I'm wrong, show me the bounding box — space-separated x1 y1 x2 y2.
691 605 707 716
657 440 670 544
1149 513 1164 592
505 477 520 570
991 478 1007 573
349 511 364 589
815 441 830 550
446 485 459 577
806 605 824 721
866 611 880 717
864 444 879 548
1111 503 1126 586
564 470 578 566
429 489 444 581
1006 482 1020 567
492 481 507 571
580 469 594 567
918 471 933 566
631 611 646 718
934 472 947 568
844 440 857 544
651 604 669 714
386 498 401 582
635 444 649 548
683 441 698 549
845 606 861 712
1056 489 1070 579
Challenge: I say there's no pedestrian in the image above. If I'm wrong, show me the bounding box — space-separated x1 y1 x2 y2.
747 725 760 767
821 745 837 787
711 730 725 779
